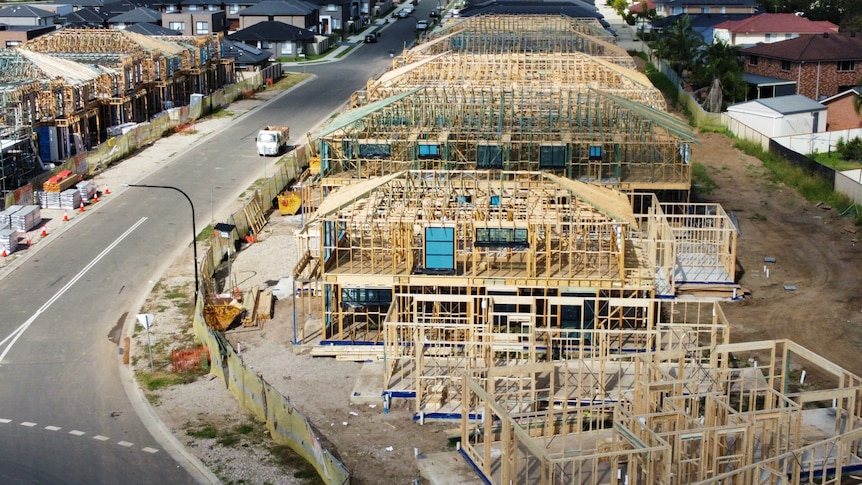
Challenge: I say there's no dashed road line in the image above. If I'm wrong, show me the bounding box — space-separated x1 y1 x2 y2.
2 419 158 455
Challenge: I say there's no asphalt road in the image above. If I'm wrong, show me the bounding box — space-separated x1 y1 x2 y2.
0 15 421 483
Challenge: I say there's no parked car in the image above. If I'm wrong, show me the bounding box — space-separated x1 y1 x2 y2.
416 20 428 31
429 9 439 18
397 9 410 18
364 34 377 43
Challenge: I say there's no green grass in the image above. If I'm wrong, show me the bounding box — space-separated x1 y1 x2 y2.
269 445 325 484
691 162 718 196
186 423 219 439
210 108 235 119
811 150 862 171
140 369 203 391
734 139 861 224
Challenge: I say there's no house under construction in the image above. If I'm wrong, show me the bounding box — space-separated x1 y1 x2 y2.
289 14 862 484
0 28 233 175
313 15 693 198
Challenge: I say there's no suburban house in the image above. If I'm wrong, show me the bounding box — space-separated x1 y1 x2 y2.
227 20 316 57
307 0 353 35
221 38 272 70
651 0 758 18
713 13 838 46
820 88 862 131
0 4 60 27
0 24 56 49
726 94 826 137
108 7 163 29
741 32 862 101
55 7 111 28
126 22 182 35
236 0 321 32
163 8 227 35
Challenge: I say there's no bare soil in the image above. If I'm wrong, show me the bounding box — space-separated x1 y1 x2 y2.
134 74 862 485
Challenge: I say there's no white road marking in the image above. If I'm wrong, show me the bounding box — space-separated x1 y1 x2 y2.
45 426 61 431
117 441 133 447
0 418 10 423
69 430 85 436
93 435 109 441
20 422 36 427
0 218 148 364
142 447 158 453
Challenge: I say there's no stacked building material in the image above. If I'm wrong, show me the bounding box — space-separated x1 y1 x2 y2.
0 228 19 254
43 170 78 192
60 188 82 210
0 205 23 227
77 181 97 201
11 205 41 232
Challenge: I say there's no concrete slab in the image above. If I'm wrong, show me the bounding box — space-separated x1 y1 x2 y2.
350 361 385 405
417 451 486 485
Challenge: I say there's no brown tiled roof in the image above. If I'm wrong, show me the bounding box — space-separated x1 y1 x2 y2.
715 13 837 34
741 33 862 61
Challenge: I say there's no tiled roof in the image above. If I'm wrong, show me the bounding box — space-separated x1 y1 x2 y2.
459 0 601 18
628 0 655 14
821 88 862 105
109 6 162 23
57 7 111 26
227 20 315 41
127 22 182 35
222 39 270 64
0 5 57 18
237 0 317 16
714 13 838 34
742 32 862 62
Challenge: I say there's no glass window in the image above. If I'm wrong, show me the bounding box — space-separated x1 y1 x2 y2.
229 4 240 13
475 227 529 248
418 144 439 158
196 21 209 34
781 60 791 71
539 145 567 169
476 145 503 168
168 21 185 31
359 143 391 158
748 56 758 66
838 61 855 72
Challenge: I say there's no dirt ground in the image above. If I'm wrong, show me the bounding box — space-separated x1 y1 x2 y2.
136 78 862 485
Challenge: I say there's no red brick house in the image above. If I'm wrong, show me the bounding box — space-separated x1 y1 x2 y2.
741 32 862 101
821 88 862 131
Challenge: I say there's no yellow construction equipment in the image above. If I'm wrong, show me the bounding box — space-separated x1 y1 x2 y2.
307 132 320 175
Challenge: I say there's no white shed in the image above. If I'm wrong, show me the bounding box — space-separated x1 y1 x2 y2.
726 95 827 138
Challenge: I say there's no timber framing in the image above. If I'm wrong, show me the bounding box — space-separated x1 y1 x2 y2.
461 338 862 484
0 28 233 162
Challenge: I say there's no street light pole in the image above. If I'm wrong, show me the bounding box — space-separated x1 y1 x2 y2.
124 184 200 298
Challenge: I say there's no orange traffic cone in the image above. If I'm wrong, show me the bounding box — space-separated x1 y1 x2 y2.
104 184 110 195
79 200 85 213
63 211 69 222
26 237 31 247
93 192 99 203
41 228 48 238
1 246 6 258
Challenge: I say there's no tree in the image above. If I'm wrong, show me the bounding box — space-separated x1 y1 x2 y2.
689 41 748 111
651 15 704 77
853 77 862 115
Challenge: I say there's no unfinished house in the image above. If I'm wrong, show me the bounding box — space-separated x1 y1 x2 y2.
293 171 738 406
18 28 234 152
0 78 41 195
461 337 862 484
315 16 690 196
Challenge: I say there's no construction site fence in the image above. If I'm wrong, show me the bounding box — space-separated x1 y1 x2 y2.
191 143 349 484
6 75 263 208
